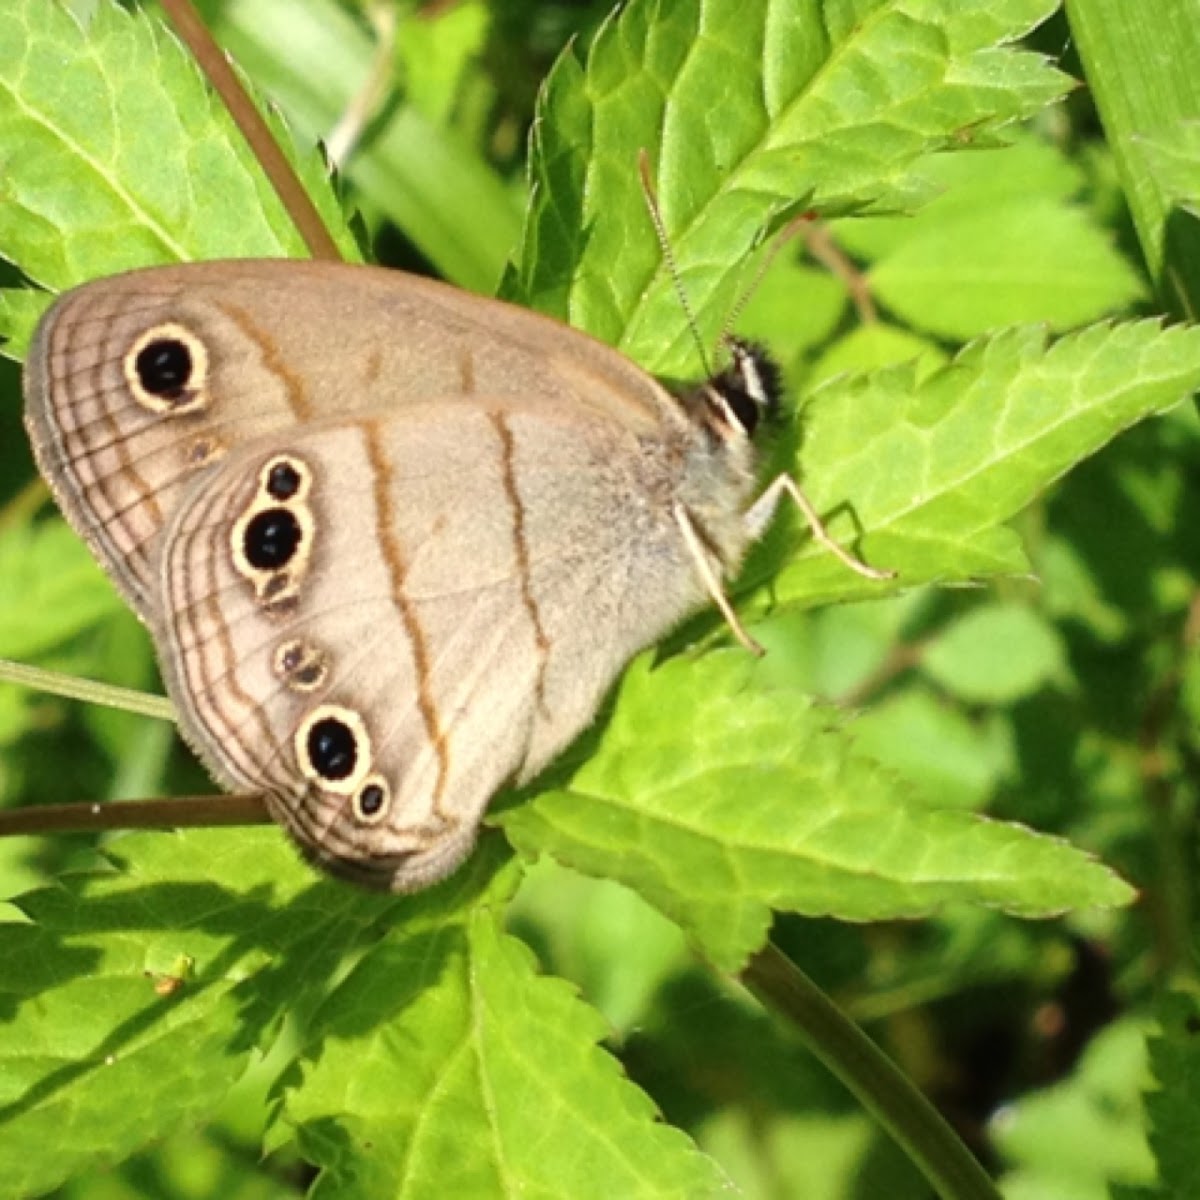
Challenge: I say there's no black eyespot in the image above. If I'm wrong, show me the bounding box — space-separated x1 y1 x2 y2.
307 716 357 781
135 338 193 398
357 782 386 817
243 508 302 571
266 460 302 501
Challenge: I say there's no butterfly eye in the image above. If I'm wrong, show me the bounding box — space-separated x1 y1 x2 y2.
124 323 209 414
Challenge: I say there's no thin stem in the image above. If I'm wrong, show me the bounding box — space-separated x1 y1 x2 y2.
0 793 270 837
158 0 343 262
0 659 175 722
740 940 1000 1200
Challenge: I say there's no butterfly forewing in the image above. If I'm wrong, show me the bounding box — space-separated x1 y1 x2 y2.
24 261 674 622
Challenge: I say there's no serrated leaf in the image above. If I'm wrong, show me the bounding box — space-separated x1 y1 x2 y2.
509 0 1070 376
498 652 1133 971
1124 993 1200 1200
808 321 947 385
758 321 1200 611
0 826 501 1198
0 0 357 310
286 898 730 1200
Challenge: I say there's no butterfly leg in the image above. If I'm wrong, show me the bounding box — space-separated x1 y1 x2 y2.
673 503 765 656
744 475 895 581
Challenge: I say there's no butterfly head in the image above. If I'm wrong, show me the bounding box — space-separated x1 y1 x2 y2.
697 338 783 441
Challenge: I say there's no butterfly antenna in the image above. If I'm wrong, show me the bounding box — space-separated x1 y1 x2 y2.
717 211 811 347
638 149 712 378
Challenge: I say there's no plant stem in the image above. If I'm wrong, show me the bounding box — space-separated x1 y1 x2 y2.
0 659 174 721
740 940 1001 1200
0 794 269 838
158 0 342 262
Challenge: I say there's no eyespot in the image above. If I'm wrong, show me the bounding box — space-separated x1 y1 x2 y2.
242 508 302 571
137 339 190 395
353 776 391 825
124 323 209 414
308 715 356 779
263 457 308 502
185 435 225 468
273 638 328 692
295 705 371 795
231 457 315 606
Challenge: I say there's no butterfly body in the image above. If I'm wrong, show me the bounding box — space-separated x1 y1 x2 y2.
25 261 776 889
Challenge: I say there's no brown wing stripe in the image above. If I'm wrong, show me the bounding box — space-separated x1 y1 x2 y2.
215 300 312 418
51 300 163 586
488 411 550 707
168 476 288 796
362 420 450 802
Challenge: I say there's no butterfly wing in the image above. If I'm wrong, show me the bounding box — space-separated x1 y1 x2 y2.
157 397 706 889
24 260 674 620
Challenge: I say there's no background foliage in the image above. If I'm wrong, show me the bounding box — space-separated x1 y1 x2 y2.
0 0 1198 1197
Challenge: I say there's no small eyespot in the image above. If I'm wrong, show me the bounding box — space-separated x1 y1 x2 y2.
307 715 357 781
243 508 302 571
353 776 390 825
295 705 372 795
266 459 303 501
185 436 224 468
124 324 209 413
274 639 327 692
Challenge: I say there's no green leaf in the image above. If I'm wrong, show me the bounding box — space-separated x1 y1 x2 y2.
509 0 1071 375
922 602 1071 703
851 687 1004 809
0 521 124 660
760 321 1200 611
1067 0 1200 319
0 0 357 307
286 892 730 1199
1121 993 1200 1200
202 0 520 292
860 141 1146 339
808 321 947 386
1139 123 1200 214
498 652 1134 971
0 826 499 1198
993 1016 1155 1198
0 288 52 358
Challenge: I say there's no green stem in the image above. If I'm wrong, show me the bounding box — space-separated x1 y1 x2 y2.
0 658 174 721
740 940 1000 1200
